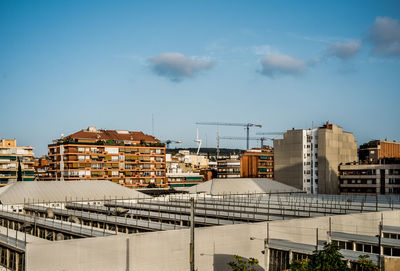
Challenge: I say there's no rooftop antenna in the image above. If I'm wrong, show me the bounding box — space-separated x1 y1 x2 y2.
152 113 154 136
216 131 220 159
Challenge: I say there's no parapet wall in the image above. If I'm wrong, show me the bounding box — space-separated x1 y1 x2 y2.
26 210 400 271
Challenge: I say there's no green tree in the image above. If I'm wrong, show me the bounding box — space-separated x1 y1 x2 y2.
227 255 260 271
355 255 379 271
290 243 379 271
308 243 350 271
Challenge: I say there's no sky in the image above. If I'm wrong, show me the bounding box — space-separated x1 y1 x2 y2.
0 0 399 155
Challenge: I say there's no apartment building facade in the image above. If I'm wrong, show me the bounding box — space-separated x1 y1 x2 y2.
217 156 240 178
44 127 166 187
240 147 274 179
274 122 357 194
339 159 400 195
0 139 34 186
33 155 51 180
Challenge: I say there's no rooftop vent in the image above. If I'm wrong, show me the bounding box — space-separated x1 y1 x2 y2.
87 126 97 132
116 130 129 134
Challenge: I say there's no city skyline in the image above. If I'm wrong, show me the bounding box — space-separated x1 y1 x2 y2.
1 0 399 155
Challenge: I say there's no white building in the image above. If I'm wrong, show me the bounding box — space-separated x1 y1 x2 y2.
302 128 318 194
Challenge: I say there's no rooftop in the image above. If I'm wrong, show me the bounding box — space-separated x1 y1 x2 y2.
55 127 160 144
0 180 151 204
186 178 302 195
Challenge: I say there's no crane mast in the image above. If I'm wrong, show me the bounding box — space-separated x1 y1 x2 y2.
196 122 262 150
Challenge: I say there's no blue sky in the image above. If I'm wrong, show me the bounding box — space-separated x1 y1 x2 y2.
1 0 399 155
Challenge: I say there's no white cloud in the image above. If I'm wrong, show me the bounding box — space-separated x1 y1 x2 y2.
260 54 306 78
148 53 215 82
326 40 362 59
368 16 400 56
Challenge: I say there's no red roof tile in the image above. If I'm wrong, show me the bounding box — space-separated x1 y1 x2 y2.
66 129 159 143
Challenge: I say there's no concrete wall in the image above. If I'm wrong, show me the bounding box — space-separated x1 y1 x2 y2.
384 257 400 271
318 125 358 194
274 130 303 190
25 210 400 271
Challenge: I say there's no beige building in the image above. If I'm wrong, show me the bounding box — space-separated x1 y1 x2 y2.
274 122 357 194
0 139 35 186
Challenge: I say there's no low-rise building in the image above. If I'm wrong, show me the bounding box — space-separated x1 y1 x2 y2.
166 172 203 188
0 139 34 186
165 150 211 187
240 147 274 179
339 159 400 195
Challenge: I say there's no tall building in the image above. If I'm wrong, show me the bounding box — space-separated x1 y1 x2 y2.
240 147 274 179
339 159 400 195
359 140 400 163
44 127 166 187
274 122 357 194
0 139 34 186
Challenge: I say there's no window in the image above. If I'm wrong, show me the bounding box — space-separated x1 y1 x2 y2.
383 247 392 256
392 248 400 256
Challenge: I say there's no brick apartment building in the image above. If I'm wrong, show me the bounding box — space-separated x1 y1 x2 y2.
43 127 166 187
359 140 400 163
33 155 51 180
240 147 274 179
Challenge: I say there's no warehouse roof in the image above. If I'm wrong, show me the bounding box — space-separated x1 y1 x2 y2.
0 180 151 204
186 178 301 195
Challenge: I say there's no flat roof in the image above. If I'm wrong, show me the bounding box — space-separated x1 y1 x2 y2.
0 180 151 204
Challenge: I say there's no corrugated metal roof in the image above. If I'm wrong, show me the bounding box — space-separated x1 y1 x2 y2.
332 231 400 247
383 225 400 234
187 178 301 195
0 181 151 204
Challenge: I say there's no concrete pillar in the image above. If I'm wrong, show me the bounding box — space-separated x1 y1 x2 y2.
6 248 10 269
264 245 270 271
15 253 19 271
